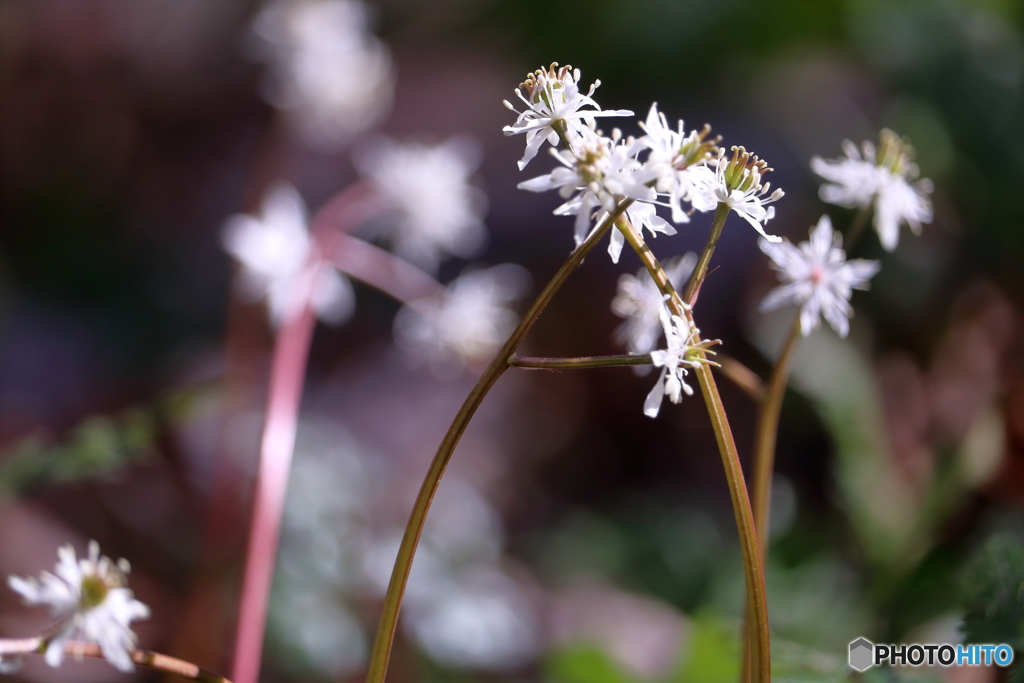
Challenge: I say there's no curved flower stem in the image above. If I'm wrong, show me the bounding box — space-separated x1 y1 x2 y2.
0 638 232 682
510 353 653 369
364 201 632 683
615 213 771 683
843 206 871 250
719 355 767 402
751 315 802 554
327 232 443 304
682 203 731 305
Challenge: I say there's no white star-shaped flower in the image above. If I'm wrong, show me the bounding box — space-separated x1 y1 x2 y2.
223 183 355 326
758 215 881 338
811 130 933 251
518 127 657 259
8 542 151 672
636 103 719 223
503 63 632 170
612 253 697 356
253 0 393 149
710 146 784 242
393 264 529 378
356 137 488 274
644 305 703 418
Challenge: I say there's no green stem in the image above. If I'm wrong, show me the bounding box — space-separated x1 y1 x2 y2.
510 353 653 369
740 314 801 683
751 315 802 554
615 215 771 683
844 206 871 251
364 200 633 683
682 203 731 305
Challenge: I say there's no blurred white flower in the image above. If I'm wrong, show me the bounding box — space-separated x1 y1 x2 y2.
612 253 697 356
644 306 702 418
811 129 933 251
503 63 632 170
406 568 538 670
518 127 657 259
758 215 881 338
711 146 784 242
636 103 719 223
356 137 488 274
393 265 529 378
222 182 354 326
8 542 150 672
253 0 393 149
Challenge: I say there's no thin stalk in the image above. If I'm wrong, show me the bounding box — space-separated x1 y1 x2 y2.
751 315 802 554
327 233 443 304
364 202 632 683
231 266 320 683
616 214 771 683
682 203 731 305
740 315 801 683
510 353 653 369
843 206 871 250
0 638 232 682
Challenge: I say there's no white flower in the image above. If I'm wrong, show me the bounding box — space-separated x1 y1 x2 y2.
8 542 150 672
612 253 697 355
518 127 656 259
758 215 881 338
394 264 529 378
223 183 355 326
253 0 393 149
711 146 784 242
636 103 719 222
503 63 632 170
644 305 702 418
811 130 933 251
356 137 488 274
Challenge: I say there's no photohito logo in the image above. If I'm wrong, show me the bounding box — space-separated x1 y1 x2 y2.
848 638 1015 672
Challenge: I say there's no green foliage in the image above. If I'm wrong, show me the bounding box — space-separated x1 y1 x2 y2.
0 409 156 496
960 532 1024 683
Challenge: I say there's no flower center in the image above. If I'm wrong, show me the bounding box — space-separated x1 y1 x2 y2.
810 265 825 284
80 574 109 609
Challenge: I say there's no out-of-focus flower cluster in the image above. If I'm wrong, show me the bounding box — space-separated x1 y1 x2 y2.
269 422 539 676
252 0 393 149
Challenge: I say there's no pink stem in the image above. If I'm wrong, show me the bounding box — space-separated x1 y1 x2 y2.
230 184 375 683
327 233 442 304
230 265 318 683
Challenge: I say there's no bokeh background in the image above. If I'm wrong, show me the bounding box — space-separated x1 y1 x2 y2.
1 0 1023 681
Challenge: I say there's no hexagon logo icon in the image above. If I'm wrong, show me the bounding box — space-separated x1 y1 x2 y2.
849 638 874 672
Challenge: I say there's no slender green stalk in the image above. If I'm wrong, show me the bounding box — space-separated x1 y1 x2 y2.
0 638 232 682
615 215 771 683
751 315 802 554
843 206 871 250
682 203 731 305
364 201 633 683
510 353 653 369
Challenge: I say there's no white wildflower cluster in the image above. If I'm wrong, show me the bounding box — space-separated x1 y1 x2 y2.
223 182 355 327
811 129 933 251
644 305 705 418
507 63 784 262
759 215 881 338
7 542 150 673
506 63 781 417
252 0 393 149
612 253 697 357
